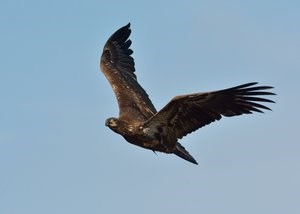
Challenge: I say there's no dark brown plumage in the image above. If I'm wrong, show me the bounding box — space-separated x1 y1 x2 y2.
100 23 275 165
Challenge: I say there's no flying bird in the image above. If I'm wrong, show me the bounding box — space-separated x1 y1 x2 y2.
100 23 275 165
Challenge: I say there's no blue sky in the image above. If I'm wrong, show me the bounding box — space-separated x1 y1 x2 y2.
0 0 299 213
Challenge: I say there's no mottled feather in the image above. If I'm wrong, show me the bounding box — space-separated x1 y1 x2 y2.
100 23 156 122
144 82 275 140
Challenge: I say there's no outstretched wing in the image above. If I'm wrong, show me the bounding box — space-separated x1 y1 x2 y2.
100 23 156 122
144 82 275 139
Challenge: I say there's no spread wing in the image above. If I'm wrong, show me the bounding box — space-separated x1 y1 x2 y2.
100 23 156 122
144 82 275 139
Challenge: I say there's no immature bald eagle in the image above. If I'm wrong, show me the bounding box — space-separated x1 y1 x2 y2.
100 23 275 164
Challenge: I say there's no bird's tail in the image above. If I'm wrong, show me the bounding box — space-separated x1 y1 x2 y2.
174 143 198 165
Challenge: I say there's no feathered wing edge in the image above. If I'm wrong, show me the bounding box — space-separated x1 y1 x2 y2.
144 82 275 141
101 23 136 79
100 23 157 121
218 82 275 115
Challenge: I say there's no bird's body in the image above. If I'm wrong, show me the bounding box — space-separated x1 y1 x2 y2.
105 117 176 153
100 23 275 164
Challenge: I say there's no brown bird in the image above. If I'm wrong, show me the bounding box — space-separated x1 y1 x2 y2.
100 23 275 164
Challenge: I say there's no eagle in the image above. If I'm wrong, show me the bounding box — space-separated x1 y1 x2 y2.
100 23 275 165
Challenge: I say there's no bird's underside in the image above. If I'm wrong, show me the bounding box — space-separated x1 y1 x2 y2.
100 23 275 165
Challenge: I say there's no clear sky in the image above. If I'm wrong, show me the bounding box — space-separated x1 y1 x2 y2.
0 0 299 213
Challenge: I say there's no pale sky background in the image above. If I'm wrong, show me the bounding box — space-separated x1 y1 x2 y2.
0 0 299 213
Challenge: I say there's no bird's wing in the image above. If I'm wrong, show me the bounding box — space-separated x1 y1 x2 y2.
144 82 275 139
100 23 156 122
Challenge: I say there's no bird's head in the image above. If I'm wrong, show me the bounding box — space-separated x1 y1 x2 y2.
105 117 120 132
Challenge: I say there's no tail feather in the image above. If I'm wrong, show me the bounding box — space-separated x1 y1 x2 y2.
174 143 198 165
